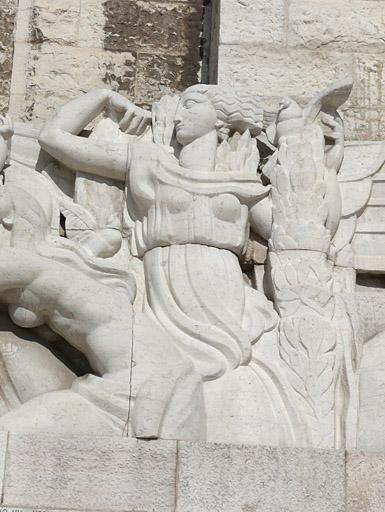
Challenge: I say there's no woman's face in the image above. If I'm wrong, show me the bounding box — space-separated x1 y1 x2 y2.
174 92 217 146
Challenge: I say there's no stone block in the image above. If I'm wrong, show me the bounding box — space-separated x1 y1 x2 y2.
3 434 177 511
288 0 385 52
217 45 354 101
103 0 203 55
347 451 385 512
220 0 286 46
176 442 346 512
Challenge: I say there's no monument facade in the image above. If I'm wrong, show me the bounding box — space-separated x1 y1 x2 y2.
0 1 384 511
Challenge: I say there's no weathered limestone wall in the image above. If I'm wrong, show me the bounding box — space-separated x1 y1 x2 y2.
0 0 17 114
8 0 203 124
0 433 381 511
214 0 385 141
7 0 385 139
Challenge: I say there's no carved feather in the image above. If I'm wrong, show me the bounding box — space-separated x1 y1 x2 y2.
215 130 260 174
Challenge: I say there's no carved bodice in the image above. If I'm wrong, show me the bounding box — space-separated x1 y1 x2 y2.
127 143 268 257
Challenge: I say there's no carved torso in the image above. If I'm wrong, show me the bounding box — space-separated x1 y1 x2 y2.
127 143 264 257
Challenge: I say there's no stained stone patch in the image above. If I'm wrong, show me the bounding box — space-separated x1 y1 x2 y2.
0 0 17 114
103 0 203 105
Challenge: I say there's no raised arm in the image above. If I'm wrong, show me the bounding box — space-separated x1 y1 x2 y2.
38 89 150 182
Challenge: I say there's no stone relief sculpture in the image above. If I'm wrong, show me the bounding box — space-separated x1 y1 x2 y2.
265 83 352 448
0 80 384 451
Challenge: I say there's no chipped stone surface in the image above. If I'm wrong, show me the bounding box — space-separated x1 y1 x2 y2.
3 434 177 511
103 0 202 106
347 451 385 512
135 52 200 106
0 0 17 114
31 0 80 46
104 0 202 55
176 442 346 512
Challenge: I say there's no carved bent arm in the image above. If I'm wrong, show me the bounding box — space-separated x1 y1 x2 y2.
38 89 128 182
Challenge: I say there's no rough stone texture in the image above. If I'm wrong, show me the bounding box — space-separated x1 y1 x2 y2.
217 45 354 99
0 0 17 114
287 0 385 52
220 0 286 46
8 0 203 123
3 434 177 511
176 442 346 512
216 0 385 140
347 451 385 512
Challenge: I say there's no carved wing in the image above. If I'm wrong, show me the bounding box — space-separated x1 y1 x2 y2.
338 142 385 216
303 80 353 127
332 142 385 260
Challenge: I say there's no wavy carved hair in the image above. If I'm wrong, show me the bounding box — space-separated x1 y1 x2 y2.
184 85 265 139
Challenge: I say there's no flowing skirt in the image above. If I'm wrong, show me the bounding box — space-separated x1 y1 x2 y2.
144 244 276 380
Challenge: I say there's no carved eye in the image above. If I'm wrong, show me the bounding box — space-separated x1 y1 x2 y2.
184 100 197 109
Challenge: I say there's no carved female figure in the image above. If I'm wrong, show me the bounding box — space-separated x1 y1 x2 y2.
39 86 276 390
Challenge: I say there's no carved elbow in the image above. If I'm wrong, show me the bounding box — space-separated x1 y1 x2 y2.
38 125 57 151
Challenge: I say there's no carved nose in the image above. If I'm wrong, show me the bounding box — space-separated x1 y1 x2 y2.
174 109 183 123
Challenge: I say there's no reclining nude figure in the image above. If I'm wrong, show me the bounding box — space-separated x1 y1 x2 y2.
0 119 203 439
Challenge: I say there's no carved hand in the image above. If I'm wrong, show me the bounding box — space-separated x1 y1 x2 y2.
108 93 151 136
